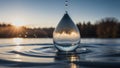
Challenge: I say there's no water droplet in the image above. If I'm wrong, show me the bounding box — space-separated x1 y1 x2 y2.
53 13 80 51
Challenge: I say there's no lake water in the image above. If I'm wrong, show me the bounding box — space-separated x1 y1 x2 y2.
0 38 120 68
1 38 120 44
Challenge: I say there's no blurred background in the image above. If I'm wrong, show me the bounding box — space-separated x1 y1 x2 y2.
0 0 120 38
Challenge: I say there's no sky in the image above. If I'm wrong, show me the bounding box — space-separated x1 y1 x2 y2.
0 0 120 28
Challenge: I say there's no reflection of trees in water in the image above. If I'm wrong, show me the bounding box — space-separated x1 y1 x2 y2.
55 52 80 68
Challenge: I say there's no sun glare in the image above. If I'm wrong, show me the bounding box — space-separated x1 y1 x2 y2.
12 18 26 27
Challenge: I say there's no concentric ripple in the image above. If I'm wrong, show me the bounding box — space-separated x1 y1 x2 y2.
0 43 120 67
0 44 86 62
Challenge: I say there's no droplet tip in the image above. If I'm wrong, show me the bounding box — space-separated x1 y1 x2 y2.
65 11 68 14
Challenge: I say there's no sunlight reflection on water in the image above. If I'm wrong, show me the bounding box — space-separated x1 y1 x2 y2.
12 38 23 62
14 45 22 52
13 54 22 62
0 38 120 45
0 38 120 68
13 38 23 45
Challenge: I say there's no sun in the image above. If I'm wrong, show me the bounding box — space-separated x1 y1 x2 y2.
12 18 26 27
12 22 23 27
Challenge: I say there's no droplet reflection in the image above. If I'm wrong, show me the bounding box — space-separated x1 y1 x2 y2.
55 52 80 68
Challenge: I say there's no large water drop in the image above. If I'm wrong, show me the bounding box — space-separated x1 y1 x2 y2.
53 12 80 52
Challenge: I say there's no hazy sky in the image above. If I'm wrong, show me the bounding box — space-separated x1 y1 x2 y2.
0 0 120 27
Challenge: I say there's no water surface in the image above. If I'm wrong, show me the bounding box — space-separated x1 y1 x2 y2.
0 38 120 68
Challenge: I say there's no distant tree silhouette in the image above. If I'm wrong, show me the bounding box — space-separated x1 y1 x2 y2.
117 23 120 37
77 21 97 38
96 17 118 38
0 17 120 38
42 27 54 37
0 23 12 27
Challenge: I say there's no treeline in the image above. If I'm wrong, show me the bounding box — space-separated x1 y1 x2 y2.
77 17 120 38
0 17 120 38
0 24 54 38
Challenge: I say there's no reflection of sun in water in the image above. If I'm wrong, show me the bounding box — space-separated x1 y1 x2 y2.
13 38 23 61
71 63 77 68
13 54 22 62
70 55 79 68
13 38 23 45
14 45 22 52
13 38 23 51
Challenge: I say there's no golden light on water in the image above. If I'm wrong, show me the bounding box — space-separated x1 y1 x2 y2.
13 54 22 62
13 38 23 45
14 45 22 52
69 55 79 68
13 38 23 52
70 63 77 68
70 55 77 62
12 38 23 61
69 54 79 62
13 45 22 61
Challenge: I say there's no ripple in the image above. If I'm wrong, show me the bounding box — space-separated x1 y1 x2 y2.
0 43 120 67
